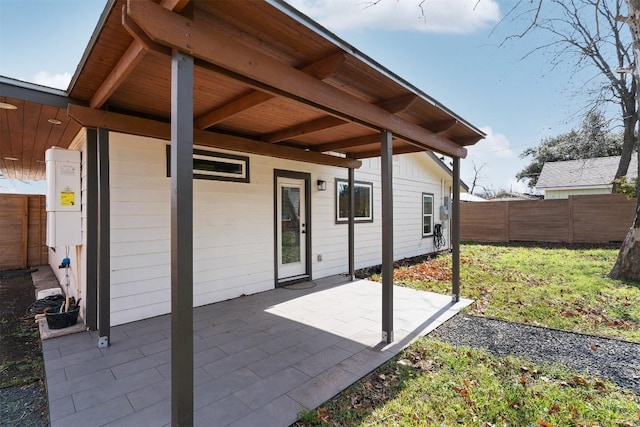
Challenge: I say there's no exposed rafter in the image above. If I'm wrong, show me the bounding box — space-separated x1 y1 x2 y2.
89 0 189 109
375 94 417 114
262 94 419 144
67 105 361 169
354 144 420 159
261 116 347 143
125 0 467 158
195 52 346 129
453 136 483 146
313 134 381 153
425 119 457 134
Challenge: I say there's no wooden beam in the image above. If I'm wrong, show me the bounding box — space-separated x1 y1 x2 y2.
425 119 457 134
125 0 467 158
90 42 146 109
68 105 361 169
302 52 346 80
313 134 381 152
453 136 483 146
194 91 273 129
195 52 346 129
353 144 420 159
376 94 417 114
90 0 189 109
262 116 347 143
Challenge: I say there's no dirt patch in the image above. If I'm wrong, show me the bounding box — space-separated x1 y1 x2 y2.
0 270 49 426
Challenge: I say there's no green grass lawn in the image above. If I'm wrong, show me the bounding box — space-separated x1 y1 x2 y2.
387 243 640 342
296 243 640 426
297 339 640 427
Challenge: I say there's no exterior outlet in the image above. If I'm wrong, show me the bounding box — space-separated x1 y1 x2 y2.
317 254 322 262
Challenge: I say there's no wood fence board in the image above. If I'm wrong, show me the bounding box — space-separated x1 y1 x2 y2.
460 202 507 242
461 194 637 244
0 194 47 269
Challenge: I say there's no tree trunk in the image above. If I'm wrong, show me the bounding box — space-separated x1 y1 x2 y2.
609 187 640 280
612 98 636 189
611 0 640 281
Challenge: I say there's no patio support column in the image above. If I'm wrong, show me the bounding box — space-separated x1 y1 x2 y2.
85 129 98 331
452 157 461 302
348 167 355 281
381 130 394 344
170 49 194 427
97 127 110 347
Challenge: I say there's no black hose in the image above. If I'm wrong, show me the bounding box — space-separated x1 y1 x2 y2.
25 295 65 318
434 224 445 250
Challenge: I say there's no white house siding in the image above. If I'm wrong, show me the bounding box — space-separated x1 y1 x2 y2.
545 187 611 199
88 132 453 326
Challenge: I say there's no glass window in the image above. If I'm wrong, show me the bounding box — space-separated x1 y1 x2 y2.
422 193 434 236
166 146 249 182
336 179 373 223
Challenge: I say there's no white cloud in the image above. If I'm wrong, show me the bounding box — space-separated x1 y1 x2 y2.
461 126 529 194
472 126 513 159
286 0 500 34
32 71 71 90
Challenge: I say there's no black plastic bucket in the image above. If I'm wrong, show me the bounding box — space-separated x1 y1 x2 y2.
45 307 80 329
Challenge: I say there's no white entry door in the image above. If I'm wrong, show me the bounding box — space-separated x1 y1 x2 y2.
277 177 307 281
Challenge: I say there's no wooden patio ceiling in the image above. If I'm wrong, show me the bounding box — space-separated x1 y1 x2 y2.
0 0 484 180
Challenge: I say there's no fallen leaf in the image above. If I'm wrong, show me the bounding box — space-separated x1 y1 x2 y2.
548 404 560 415
538 421 554 427
590 344 599 351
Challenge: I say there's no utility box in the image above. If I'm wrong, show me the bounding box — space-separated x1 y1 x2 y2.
440 196 451 221
45 148 81 247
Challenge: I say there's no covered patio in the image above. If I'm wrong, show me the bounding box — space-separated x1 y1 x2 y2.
1 0 485 424
43 275 471 427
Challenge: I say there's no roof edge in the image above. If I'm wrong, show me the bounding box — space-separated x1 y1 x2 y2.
267 0 485 139
426 152 470 192
67 0 118 92
0 75 85 108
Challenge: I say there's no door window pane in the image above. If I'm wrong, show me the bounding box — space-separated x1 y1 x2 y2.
281 187 300 264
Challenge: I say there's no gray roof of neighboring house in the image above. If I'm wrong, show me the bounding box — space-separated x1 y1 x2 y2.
536 155 638 190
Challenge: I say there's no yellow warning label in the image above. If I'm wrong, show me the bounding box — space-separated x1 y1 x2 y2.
60 191 75 207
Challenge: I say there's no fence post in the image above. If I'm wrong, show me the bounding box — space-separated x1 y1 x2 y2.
21 196 28 268
568 197 574 243
505 202 510 242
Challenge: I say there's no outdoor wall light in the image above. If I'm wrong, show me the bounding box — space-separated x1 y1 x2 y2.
317 180 327 191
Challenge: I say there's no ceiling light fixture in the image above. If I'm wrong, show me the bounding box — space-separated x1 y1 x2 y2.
0 102 18 110
47 118 62 125
4 156 19 161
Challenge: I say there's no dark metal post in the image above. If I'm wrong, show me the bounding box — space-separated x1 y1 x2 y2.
381 130 393 344
452 157 461 302
85 129 98 331
170 50 194 427
97 127 110 347
348 167 355 281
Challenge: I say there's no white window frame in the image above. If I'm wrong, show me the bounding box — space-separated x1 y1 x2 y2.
335 179 373 223
422 193 434 237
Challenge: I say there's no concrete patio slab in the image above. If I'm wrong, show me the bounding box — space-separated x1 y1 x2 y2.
40 275 471 427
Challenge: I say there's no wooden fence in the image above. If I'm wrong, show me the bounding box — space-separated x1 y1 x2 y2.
0 194 47 270
460 194 637 244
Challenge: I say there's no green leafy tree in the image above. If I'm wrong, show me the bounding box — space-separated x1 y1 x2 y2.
517 111 623 188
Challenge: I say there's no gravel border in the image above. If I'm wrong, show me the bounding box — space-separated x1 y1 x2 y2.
429 314 640 394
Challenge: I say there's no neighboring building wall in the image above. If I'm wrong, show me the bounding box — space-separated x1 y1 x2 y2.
544 187 611 199
60 131 450 326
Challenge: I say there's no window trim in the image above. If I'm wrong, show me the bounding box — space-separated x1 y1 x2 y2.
166 145 250 183
422 193 434 237
335 178 374 224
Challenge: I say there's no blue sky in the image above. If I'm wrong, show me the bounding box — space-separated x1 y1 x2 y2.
0 0 607 194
